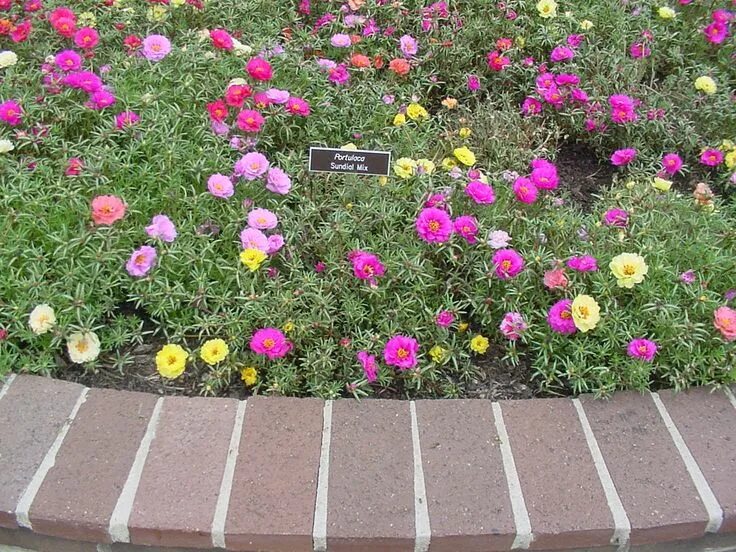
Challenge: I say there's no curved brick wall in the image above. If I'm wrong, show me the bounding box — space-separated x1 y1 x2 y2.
1 373 736 552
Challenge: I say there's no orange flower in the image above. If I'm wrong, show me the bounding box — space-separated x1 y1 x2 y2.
350 34 362 44
0 19 13 35
373 55 384 69
350 53 371 68
389 58 410 76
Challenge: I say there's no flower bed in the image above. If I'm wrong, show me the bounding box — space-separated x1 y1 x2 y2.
0 0 734 398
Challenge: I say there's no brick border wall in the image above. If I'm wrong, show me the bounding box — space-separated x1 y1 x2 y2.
1 374 736 552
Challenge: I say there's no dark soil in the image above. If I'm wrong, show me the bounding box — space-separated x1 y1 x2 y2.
464 345 536 400
556 142 616 209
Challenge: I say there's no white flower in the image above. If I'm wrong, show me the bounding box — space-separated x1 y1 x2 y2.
487 230 512 249
67 332 101 364
29 304 56 335
0 139 14 153
0 50 18 69
232 39 252 57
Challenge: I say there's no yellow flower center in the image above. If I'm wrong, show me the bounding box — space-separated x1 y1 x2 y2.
502 260 511 271
76 340 89 353
561 310 571 320
167 355 177 365
134 254 147 265
578 306 590 318
428 220 440 232
622 264 636 276
397 348 408 359
263 338 275 349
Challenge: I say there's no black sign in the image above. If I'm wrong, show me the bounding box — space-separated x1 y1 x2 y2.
308 147 391 176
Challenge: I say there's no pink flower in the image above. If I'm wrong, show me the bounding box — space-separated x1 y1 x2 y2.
383 335 419 370
465 180 496 204
416 207 453 243
73 27 99 49
207 174 234 198
65 157 83 176
142 35 171 62
328 64 350 86
629 42 651 58
250 328 293 359
603 208 629 227
55 49 82 71
530 159 559 190
679 270 696 284
145 214 177 242
700 148 724 166
544 268 568 290
126 245 157 277
357 351 378 382
115 111 140 129
662 153 683 174
285 96 310 116
330 33 352 47
487 50 510 71
234 152 269 180
266 167 292 195
248 208 278 230
399 34 419 56
609 94 637 124
240 227 269 252
703 21 728 44
267 234 284 254
266 88 290 104
350 250 385 286
567 34 584 47
236 109 265 133
246 57 273 81
627 338 658 362
0 100 22 126
521 97 543 116
210 28 234 50
453 215 479 244
714 306 736 342
500 312 527 340
610 148 637 166
91 195 126 225
62 70 102 93
567 255 598 272
435 310 455 328
487 230 511 249
550 45 575 62
492 248 524 279
467 74 481 91
513 177 539 204
424 193 447 208
547 299 576 335
86 89 116 110
225 84 252 107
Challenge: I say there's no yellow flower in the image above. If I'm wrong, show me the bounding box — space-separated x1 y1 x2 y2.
393 157 417 179
171 0 186 6
571 295 600 333
515 36 526 48
470 335 489 354
441 156 458 170
232 39 252 57
147 5 168 21
536 0 557 18
652 176 672 192
429 345 447 363
29 304 56 335
283 321 294 333
378 176 388 186
67 332 101 364
625 180 636 190
240 366 258 386
78 12 97 27
694 76 717 95
580 19 594 30
156 344 188 379
458 321 469 333
341 142 358 150
200 338 229 365
459 127 472 139
453 146 476 166
610 253 648 288
228 77 248 87
240 248 267 271
393 113 407 126
720 139 734 151
441 97 458 110
406 103 429 121
725 150 736 169
0 50 19 69
416 158 435 175
658 6 676 19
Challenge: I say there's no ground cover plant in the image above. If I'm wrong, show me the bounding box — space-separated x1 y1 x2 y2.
0 0 735 399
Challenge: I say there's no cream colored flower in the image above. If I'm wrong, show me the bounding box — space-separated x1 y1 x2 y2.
0 139 14 153
67 332 101 364
0 50 18 69
29 304 56 335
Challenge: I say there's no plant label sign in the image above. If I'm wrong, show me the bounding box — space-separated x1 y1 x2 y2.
308 146 391 176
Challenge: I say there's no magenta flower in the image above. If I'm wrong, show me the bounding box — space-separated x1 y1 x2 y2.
530 159 559 190
383 335 419 371
467 74 481 91
700 149 724 166
250 328 293 359
285 96 310 116
416 207 453 243
547 299 576 335
610 148 637 166
236 109 265 133
246 57 273 81
521 97 543 116
350 250 385 286
86 89 116 110
73 27 99 49
357 351 378 382
207 174 234 198
399 34 419 56
0 100 22 126
453 215 479 244
234 152 269 180
499 312 527 340
609 94 637 124
550 45 575 62
63 70 103 93
513 177 539 204
142 35 171 62
629 42 651 58
115 111 140 129
603 208 629 227
567 255 598 272
492 249 525 279
627 338 658 362
435 310 455 328
662 153 683 174
703 21 728 44
126 245 157 277
465 180 495 204
55 49 82 71
145 214 177 242
679 270 696 284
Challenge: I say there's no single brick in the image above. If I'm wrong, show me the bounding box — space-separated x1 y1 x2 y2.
414 399 515 552
225 396 323 552
658 388 736 532
0 375 85 529
580 392 709 545
327 399 414 552
501 398 615 550
29 388 158 543
127 396 238 548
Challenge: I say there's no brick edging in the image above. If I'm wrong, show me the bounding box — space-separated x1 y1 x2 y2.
2 374 736 552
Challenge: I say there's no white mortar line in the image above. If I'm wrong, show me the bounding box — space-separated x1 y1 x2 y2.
211 400 247 549
0 373 17 402
723 387 736 411
410 401 431 552
572 398 631 550
108 396 164 543
492 402 533 549
16 387 89 529
650 392 723 532
312 400 333 552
